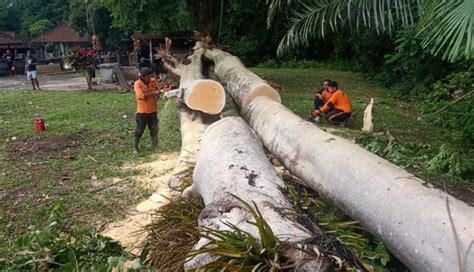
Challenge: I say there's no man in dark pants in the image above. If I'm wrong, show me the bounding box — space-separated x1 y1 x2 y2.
133 67 161 155
4 50 14 76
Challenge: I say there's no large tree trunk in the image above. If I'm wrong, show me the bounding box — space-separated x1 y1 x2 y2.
202 48 474 272
183 117 331 271
166 47 220 190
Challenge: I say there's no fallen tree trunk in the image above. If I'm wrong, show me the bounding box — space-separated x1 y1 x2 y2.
183 117 331 271
203 48 474 271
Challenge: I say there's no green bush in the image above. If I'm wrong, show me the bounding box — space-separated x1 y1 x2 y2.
377 29 453 94
419 70 474 181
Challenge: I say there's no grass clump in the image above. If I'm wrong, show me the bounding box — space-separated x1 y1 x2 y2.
140 196 204 271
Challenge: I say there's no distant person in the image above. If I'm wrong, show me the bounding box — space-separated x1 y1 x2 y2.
4 50 14 76
313 81 352 126
133 67 170 155
25 51 40 90
139 57 151 69
311 79 332 122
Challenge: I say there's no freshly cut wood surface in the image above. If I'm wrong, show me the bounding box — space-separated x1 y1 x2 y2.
183 79 225 115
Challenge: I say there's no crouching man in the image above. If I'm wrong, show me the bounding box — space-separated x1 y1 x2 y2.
313 81 352 126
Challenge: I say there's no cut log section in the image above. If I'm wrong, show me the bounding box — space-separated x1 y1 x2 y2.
201 43 281 108
203 47 474 271
244 96 474 272
362 98 374 133
183 117 330 271
182 79 225 115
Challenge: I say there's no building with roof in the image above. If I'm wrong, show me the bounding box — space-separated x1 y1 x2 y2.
30 24 90 60
0 31 29 56
0 32 30 75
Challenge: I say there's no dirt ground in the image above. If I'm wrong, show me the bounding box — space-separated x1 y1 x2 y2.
1 133 86 225
101 153 178 254
0 73 121 91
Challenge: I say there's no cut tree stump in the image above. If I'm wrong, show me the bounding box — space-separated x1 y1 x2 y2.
202 47 474 272
183 117 331 271
362 98 374 133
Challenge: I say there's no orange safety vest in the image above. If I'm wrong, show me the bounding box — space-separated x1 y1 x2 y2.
134 78 159 113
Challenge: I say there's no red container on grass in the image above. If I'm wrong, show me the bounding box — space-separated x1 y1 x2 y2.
35 118 45 133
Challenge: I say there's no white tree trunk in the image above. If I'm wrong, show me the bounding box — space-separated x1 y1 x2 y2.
202 45 281 108
202 48 474 271
184 117 330 271
167 48 220 189
244 96 474 272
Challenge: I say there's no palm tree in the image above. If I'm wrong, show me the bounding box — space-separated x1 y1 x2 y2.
267 0 473 62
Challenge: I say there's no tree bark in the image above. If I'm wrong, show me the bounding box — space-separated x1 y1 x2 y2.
203 48 474 272
202 45 281 108
183 117 331 271
166 47 220 190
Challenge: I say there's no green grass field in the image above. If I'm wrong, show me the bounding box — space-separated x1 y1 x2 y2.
0 90 180 257
253 68 441 143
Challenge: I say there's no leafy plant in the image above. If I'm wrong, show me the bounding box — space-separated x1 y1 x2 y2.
0 202 134 271
267 0 473 62
29 19 53 36
187 195 282 271
377 29 453 93
284 182 394 271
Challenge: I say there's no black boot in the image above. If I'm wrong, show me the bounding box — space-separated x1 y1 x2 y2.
151 135 158 151
133 135 140 155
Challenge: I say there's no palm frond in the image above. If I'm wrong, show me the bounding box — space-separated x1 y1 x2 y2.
273 0 420 57
276 0 345 56
418 0 474 62
266 0 298 27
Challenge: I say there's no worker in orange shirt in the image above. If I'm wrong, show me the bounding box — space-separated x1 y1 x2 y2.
133 67 169 155
311 79 332 122
313 81 352 126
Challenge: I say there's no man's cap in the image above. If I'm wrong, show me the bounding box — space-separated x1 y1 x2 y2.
139 67 152 77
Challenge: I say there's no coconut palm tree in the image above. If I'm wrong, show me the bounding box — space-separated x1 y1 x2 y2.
267 0 473 62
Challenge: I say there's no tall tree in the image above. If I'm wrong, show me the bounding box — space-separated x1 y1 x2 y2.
69 0 125 48
103 0 193 34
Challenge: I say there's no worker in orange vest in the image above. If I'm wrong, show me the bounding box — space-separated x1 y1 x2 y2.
312 81 352 126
